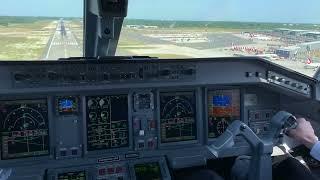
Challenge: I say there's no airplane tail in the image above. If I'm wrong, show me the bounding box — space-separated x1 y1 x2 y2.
306 57 312 64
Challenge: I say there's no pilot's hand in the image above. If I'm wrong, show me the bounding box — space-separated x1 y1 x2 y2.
288 118 319 149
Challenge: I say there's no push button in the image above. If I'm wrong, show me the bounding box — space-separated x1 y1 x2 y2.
98 168 106 176
115 167 123 173
60 150 67 157
107 168 114 174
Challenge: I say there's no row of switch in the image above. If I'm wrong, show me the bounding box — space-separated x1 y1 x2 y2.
246 72 263 78
250 123 270 135
133 116 157 150
136 138 157 150
59 148 79 158
249 110 275 122
160 68 196 76
267 71 311 95
133 118 156 135
14 67 195 83
270 75 306 90
249 109 274 135
98 166 126 176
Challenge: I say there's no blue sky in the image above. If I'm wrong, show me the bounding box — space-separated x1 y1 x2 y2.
0 0 83 17
1 0 320 23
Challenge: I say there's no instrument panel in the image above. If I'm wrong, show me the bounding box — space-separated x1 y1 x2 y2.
160 91 196 143
0 58 318 180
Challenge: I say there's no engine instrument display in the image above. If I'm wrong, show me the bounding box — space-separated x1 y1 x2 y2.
57 96 78 115
0 99 49 159
134 162 162 180
160 92 196 143
208 89 240 138
86 95 129 151
58 171 86 180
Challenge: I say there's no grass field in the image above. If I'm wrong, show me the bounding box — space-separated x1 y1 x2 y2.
0 36 45 60
0 17 55 60
0 16 83 60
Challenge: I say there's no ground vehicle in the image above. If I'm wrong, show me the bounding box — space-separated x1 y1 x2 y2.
1 0 320 179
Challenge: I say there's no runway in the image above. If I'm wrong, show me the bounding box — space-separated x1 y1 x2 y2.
44 20 82 60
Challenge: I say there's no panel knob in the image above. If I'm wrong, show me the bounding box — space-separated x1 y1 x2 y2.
184 68 195 75
291 83 297 87
278 78 285 82
48 72 59 80
14 73 26 81
160 69 171 76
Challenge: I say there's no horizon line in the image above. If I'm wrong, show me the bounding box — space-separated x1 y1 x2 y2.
0 15 320 25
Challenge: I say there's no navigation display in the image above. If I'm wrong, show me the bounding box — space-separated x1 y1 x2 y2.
57 96 78 115
134 162 162 180
208 89 240 138
86 95 129 151
0 99 49 159
58 171 86 180
160 92 196 143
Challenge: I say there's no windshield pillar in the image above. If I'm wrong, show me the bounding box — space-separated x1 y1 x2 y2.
84 0 127 57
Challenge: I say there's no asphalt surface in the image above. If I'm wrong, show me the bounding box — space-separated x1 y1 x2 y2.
44 21 82 60
176 33 254 49
121 31 253 50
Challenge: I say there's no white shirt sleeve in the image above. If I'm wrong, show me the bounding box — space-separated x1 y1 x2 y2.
310 141 320 161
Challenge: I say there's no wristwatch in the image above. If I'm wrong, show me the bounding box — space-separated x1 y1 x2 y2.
283 115 299 135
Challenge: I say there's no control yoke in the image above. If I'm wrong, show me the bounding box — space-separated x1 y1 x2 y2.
207 111 296 180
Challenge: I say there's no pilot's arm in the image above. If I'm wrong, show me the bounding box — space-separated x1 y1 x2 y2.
288 118 320 161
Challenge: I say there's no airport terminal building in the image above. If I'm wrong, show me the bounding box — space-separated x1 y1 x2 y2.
276 46 300 59
276 41 320 59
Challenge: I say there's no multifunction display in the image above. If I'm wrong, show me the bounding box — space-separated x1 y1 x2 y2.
86 95 129 151
160 92 196 143
58 171 86 180
134 162 162 180
208 89 240 138
0 99 49 159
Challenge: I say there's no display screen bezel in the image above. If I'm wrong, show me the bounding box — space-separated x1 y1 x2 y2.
159 91 197 143
57 170 86 180
85 94 130 152
0 98 50 160
56 96 79 115
205 87 243 141
157 88 201 148
134 162 163 180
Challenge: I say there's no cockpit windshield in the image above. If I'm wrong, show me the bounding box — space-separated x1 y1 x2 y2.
1 0 320 77
0 0 84 60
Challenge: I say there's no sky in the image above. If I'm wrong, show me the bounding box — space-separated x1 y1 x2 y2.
1 0 320 23
0 0 83 17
